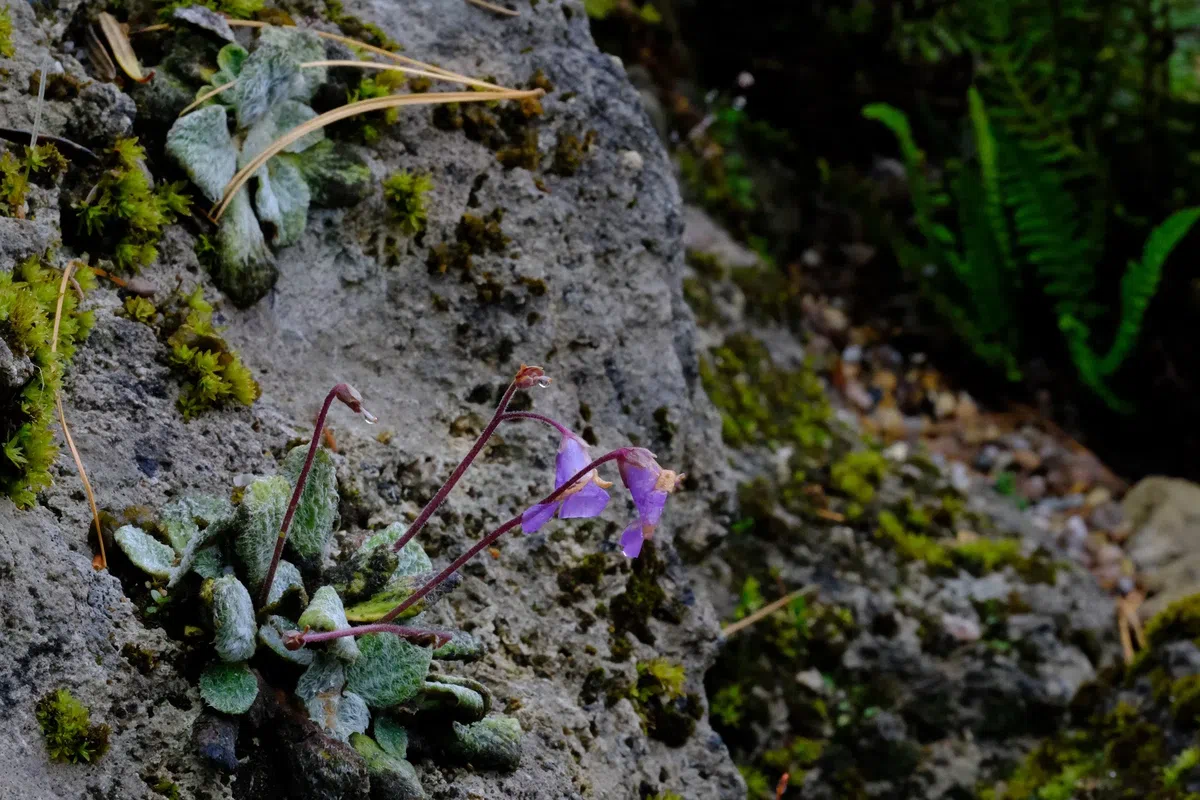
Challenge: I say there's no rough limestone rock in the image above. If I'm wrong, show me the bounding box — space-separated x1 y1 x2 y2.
1124 476 1200 618
0 1 742 799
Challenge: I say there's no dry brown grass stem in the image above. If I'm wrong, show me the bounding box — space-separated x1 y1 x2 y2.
464 0 520 16
720 588 807 638
211 87 542 221
50 263 106 571
177 80 237 117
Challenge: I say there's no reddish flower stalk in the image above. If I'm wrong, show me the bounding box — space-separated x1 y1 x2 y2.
258 383 376 608
377 448 632 623
284 623 452 651
389 365 550 554
498 411 571 434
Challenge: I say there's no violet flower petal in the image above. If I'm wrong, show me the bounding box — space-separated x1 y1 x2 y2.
620 522 645 558
559 482 611 519
555 434 593 487
638 489 669 528
521 502 558 534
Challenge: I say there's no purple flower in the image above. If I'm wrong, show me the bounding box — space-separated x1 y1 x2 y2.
521 432 612 533
617 448 684 558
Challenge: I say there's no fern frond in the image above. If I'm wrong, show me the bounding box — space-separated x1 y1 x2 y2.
1098 207 1200 376
967 88 1018 282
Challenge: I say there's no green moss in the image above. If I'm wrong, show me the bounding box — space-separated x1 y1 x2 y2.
1 255 95 507
629 658 702 746
1145 593 1200 649
633 658 686 704
550 129 597 176
382 171 434 236
700 332 832 451
35 689 110 764
1164 746 1200 787
74 138 190 272
1 143 68 217
557 552 609 593
830 450 888 503
122 296 158 325
163 288 260 420
610 541 673 644
496 130 541 170
0 6 12 58
323 0 403 51
709 684 744 727
341 69 408 142
952 537 1024 574
739 765 774 800
28 70 88 100
156 0 263 19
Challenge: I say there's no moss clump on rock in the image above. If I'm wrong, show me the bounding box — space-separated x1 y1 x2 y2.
74 138 191 272
35 688 110 764
123 286 258 420
382 170 434 236
0 6 13 58
1 143 68 218
1 255 95 507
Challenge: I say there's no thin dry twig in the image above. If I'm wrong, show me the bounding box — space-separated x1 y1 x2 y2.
464 0 521 16
721 588 807 638
211 87 542 221
98 12 151 82
300 59 502 91
50 263 106 571
177 80 236 117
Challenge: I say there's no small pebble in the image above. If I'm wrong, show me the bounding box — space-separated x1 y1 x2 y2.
619 150 644 172
842 344 863 364
942 613 982 643
949 462 971 493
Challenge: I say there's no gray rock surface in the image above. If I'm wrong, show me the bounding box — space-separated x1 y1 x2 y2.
1124 476 1200 618
0 1 743 799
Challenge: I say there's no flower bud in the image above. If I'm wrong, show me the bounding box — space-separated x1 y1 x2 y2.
514 364 551 390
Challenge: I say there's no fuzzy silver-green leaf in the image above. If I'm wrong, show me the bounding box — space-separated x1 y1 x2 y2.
344 633 431 708
232 27 325 128
234 475 290 589
374 715 409 759
349 733 426 799
447 716 522 772
166 105 237 205
190 545 227 580
259 614 316 665
281 444 339 561
210 575 257 662
199 662 258 715
413 680 486 722
215 187 277 308
298 586 360 663
216 42 248 76
114 525 176 580
255 156 311 248
297 654 369 741
262 558 307 612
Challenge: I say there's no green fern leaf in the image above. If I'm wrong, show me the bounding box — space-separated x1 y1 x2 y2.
1098 207 1200 376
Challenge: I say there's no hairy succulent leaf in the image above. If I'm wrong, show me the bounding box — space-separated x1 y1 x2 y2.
165 105 237 205
413 680 486 722
199 662 258 715
344 633 431 708
361 523 433 580
349 733 426 799
343 571 459 623
298 586 360 663
297 654 369 741
281 444 339 561
255 157 311 248
190 545 227 580
234 475 290 589
240 100 322 167
216 42 247 75
446 716 522 772
262 558 307 613
232 27 325 128
374 715 409 759
214 187 278 308
259 615 315 665
114 525 176 580
173 6 236 43
209 575 257 662
432 630 484 663
292 140 372 208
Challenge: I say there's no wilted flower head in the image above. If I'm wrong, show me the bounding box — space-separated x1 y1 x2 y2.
514 364 551 390
521 432 611 533
617 448 684 558
333 382 377 423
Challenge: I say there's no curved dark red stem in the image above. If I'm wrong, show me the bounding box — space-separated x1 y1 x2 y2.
258 385 340 608
287 623 452 650
389 380 520 553
378 448 631 623
499 411 571 435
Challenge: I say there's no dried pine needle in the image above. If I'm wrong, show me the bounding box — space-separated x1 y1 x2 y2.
464 0 520 16
212 88 542 221
50 263 106 571
98 12 150 82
